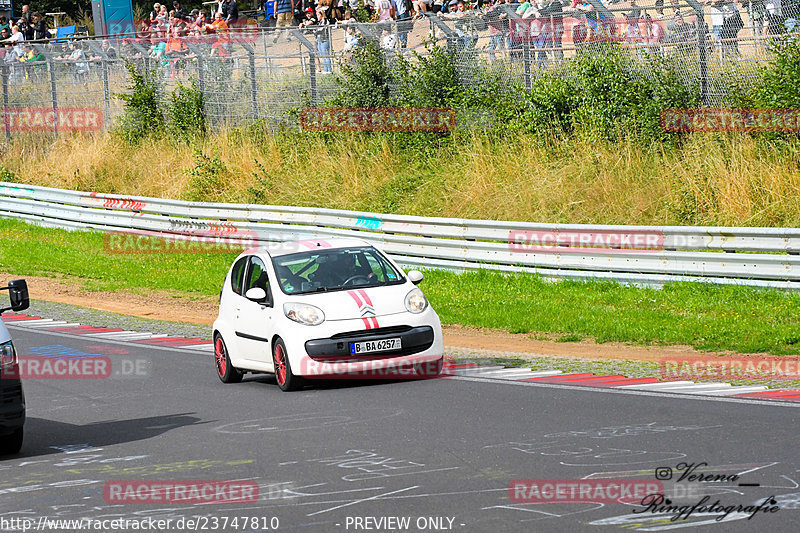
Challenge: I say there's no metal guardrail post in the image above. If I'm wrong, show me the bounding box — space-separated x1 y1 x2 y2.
1 65 8 141
47 56 58 138
86 41 111 129
291 29 318 106
686 0 710 106
241 42 260 120
522 41 532 91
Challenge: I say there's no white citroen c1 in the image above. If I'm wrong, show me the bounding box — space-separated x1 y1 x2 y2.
212 239 444 391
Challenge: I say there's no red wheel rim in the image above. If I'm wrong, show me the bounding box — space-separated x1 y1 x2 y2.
274 344 287 386
215 338 227 377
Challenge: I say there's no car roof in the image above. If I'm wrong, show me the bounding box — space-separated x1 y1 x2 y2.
250 238 373 258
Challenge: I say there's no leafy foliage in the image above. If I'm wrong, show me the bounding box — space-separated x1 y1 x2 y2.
331 40 393 108
167 80 206 141
115 61 164 143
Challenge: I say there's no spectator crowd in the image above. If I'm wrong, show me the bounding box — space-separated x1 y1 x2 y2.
0 0 798 82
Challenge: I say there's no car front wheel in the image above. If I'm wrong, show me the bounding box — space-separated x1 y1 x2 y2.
273 338 303 392
214 334 243 383
0 428 23 455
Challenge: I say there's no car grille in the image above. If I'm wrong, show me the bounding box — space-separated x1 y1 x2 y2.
330 325 413 339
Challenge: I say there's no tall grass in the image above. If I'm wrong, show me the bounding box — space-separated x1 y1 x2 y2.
2 129 800 227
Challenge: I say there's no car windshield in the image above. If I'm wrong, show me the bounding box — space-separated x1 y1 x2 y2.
273 246 404 295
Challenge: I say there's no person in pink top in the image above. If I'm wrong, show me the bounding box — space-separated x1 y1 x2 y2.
375 0 397 22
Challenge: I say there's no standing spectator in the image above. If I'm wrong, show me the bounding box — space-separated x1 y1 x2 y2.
275 0 295 27
643 13 665 50
708 0 725 51
442 0 478 49
0 17 9 32
396 0 414 47
150 4 161 23
541 0 564 62
206 11 230 54
18 17 33 40
342 22 359 51
317 3 335 73
31 12 48 40
157 4 169 30
173 1 188 18
20 5 31 26
413 0 432 18
375 0 396 22
720 0 743 56
485 0 509 63
224 0 240 23
669 12 696 53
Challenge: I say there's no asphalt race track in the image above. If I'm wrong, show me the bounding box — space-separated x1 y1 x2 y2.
2 323 800 533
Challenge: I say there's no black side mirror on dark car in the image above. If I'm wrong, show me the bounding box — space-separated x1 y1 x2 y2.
1 279 29 313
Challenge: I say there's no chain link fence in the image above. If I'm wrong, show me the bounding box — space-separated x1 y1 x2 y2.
0 1 796 136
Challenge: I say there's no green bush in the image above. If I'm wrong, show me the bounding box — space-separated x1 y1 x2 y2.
395 43 464 108
331 40 393 108
749 39 800 108
184 149 232 202
167 80 206 141
330 39 698 144
115 61 163 143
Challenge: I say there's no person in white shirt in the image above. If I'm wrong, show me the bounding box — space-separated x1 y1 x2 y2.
1 24 25 82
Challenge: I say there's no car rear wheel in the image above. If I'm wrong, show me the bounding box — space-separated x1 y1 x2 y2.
214 334 243 384
0 428 23 455
414 357 444 378
273 338 303 392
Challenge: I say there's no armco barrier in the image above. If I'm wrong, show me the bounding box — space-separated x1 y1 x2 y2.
1 182 799 289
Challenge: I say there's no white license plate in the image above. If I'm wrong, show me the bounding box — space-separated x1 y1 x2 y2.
350 338 402 355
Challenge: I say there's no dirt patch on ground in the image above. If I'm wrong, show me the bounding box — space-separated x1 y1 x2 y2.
1 272 746 362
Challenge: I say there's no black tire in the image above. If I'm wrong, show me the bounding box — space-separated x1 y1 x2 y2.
273 338 303 392
414 357 444 378
0 428 23 455
214 334 243 384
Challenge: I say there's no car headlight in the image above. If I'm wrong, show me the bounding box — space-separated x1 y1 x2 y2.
284 303 325 326
404 288 428 314
0 340 17 368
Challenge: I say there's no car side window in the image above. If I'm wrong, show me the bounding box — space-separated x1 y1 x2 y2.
230 256 248 296
245 257 270 294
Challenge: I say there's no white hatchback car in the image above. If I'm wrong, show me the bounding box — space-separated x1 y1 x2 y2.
212 239 444 391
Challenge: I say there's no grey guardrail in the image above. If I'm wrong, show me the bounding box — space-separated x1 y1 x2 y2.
1 182 799 289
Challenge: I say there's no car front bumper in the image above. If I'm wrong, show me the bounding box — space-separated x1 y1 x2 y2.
285 311 443 377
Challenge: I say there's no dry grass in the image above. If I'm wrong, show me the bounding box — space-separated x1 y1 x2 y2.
2 129 800 226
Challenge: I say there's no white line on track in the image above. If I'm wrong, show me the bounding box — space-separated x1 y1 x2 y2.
450 375 800 408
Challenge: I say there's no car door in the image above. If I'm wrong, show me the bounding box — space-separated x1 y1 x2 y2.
234 255 276 366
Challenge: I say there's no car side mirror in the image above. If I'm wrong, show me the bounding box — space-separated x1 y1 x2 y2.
1 279 29 313
245 287 269 305
407 270 423 285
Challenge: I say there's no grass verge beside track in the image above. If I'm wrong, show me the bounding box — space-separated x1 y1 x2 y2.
1 218 799 355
